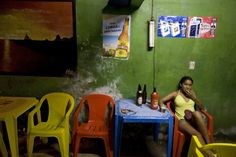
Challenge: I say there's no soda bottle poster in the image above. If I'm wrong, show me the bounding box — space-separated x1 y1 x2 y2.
157 16 188 38
187 16 217 38
103 14 131 60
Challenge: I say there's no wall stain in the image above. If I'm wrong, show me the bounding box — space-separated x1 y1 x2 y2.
63 72 122 108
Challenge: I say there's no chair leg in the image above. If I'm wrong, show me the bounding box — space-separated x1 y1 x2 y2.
172 136 178 157
176 136 185 157
27 135 35 157
73 134 81 157
109 149 114 157
103 136 112 157
209 133 214 143
58 134 68 157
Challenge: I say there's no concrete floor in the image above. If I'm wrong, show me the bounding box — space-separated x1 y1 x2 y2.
16 135 167 157
2 123 236 157
2 120 168 157
13 130 236 157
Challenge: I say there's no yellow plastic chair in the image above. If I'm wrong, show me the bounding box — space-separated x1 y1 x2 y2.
27 92 74 157
188 135 236 157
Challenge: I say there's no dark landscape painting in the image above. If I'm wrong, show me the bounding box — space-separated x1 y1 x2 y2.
0 0 77 77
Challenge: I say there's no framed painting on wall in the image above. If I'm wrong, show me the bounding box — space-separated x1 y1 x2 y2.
0 0 77 77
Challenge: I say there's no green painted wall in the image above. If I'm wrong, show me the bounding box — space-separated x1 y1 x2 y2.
0 0 236 132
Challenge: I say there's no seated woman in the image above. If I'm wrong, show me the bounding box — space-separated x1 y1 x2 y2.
159 76 210 146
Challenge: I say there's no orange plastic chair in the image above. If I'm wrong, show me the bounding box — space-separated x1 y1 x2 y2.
27 92 74 157
188 135 236 157
72 94 115 157
167 101 214 157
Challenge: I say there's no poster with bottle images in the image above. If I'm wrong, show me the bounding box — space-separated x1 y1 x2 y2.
187 16 217 38
158 16 188 38
103 14 131 60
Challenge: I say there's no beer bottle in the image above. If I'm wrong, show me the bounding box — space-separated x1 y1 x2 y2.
115 17 129 58
142 84 147 104
136 84 143 106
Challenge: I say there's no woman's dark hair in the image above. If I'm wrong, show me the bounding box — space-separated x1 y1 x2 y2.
177 76 193 89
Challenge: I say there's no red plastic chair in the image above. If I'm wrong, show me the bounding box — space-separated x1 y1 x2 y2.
166 101 214 157
72 94 115 157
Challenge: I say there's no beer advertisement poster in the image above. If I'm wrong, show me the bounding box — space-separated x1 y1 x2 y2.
187 16 217 38
157 16 188 38
103 14 131 60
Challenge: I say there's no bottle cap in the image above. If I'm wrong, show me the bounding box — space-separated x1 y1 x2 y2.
153 87 156 92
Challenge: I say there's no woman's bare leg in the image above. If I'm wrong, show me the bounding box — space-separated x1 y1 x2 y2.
192 111 210 144
178 119 206 145
179 120 215 157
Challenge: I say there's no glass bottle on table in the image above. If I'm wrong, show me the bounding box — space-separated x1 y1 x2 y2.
151 87 159 110
136 84 143 106
142 84 147 104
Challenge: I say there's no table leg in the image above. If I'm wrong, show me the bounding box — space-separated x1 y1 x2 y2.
167 117 174 157
118 118 124 157
0 130 8 157
154 123 160 143
115 115 123 157
5 117 19 157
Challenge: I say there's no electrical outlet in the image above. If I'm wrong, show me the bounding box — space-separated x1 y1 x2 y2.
189 61 195 70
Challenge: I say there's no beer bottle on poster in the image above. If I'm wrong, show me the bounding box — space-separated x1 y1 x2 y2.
142 84 147 104
181 20 187 37
151 87 159 110
210 18 217 36
115 17 129 58
136 84 143 106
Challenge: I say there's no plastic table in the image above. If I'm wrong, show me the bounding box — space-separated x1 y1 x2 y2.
114 98 174 157
0 131 7 157
0 96 38 157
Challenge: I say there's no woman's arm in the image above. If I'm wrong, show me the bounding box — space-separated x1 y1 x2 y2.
159 91 177 105
185 90 205 110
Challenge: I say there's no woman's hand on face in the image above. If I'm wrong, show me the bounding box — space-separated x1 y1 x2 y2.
184 89 196 100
